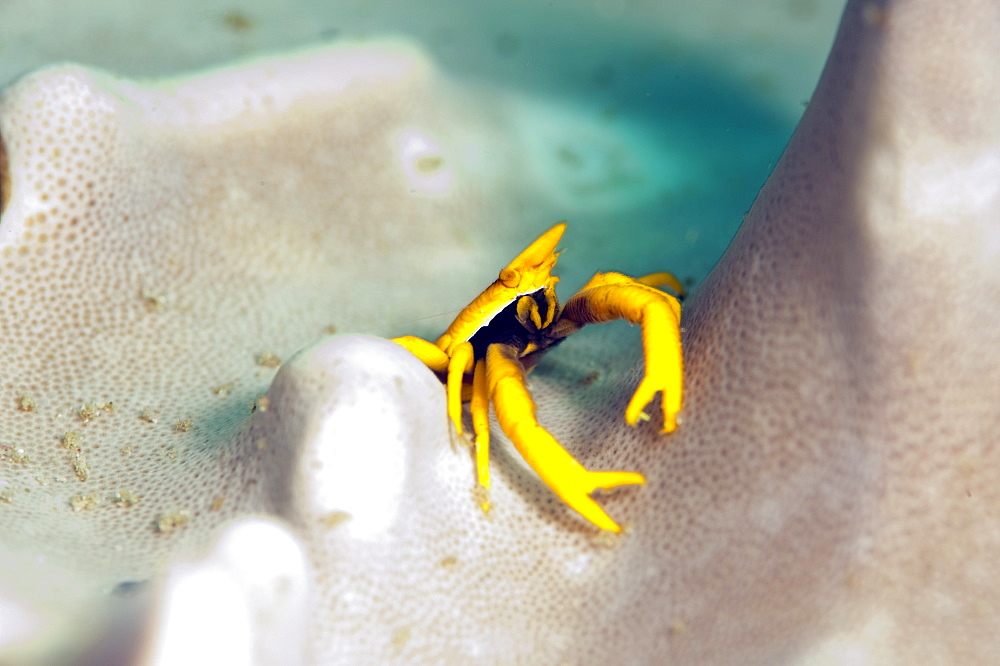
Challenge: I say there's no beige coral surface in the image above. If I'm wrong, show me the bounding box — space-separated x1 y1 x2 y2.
2 0 1000 663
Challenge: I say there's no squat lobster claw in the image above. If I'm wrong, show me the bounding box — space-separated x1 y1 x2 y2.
393 223 684 532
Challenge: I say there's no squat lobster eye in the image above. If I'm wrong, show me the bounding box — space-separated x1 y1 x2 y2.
392 223 684 533
499 268 519 287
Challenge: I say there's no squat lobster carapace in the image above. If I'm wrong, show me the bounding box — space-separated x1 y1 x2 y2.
393 223 684 532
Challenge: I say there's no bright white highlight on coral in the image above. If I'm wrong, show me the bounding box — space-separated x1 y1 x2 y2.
145 519 309 666
0 597 39 650
313 396 408 541
906 152 1000 219
397 129 454 196
563 552 592 576
148 566 253 666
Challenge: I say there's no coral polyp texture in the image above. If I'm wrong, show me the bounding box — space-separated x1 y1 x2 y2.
2 0 1000 663
0 40 481 574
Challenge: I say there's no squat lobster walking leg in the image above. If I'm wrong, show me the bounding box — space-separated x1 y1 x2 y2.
470 358 492 510
485 343 645 533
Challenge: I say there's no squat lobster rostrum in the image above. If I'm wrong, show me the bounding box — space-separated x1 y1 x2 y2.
393 222 684 532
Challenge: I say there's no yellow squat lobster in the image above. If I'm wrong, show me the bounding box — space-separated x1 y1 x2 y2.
393 223 684 532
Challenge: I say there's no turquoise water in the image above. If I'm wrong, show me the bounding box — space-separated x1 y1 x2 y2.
330 2 835 288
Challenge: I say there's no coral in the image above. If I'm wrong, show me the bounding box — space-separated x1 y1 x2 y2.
2 0 1000 663
0 37 555 661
